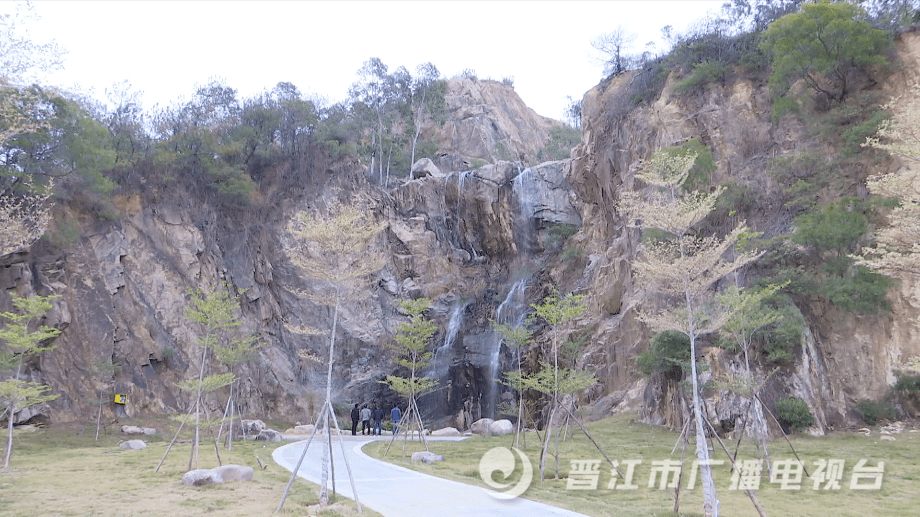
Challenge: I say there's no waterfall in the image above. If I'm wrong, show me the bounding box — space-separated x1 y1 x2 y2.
429 301 468 380
512 167 538 253
485 278 529 417
453 169 479 259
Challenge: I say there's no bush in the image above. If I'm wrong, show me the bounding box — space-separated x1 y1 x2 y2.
537 125 582 162
893 373 920 393
856 399 896 425
637 331 691 380
775 397 815 432
545 223 578 250
672 61 728 95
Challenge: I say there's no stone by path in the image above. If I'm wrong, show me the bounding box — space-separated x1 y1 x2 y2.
272 435 589 517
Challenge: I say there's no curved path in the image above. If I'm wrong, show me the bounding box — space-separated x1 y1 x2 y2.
273 435 588 517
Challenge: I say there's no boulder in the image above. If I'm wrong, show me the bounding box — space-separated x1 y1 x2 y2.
411 451 445 463
254 429 282 442
488 419 514 436
400 278 424 299
284 424 315 435
241 419 266 435
411 158 443 179
431 427 461 436
470 418 494 435
212 464 254 482
121 425 157 436
182 469 222 487
119 439 147 450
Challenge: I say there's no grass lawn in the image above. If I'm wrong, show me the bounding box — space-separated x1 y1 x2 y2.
1 413 916 516
0 416 375 517
363 414 920 517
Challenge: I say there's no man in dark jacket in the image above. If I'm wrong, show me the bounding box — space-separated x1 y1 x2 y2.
391 404 401 435
372 404 384 436
351 403 360 436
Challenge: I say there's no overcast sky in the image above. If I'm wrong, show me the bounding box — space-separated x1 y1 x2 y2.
21 0 727 120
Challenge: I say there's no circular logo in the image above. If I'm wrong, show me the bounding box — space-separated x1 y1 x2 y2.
479 446 533 499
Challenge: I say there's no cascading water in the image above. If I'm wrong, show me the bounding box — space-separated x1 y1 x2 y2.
453 169 479 259
482 165 540 418
485 278 529 417
512 167 538 253
429 301 468 380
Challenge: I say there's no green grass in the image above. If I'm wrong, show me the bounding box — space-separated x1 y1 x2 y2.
0 418 378 517
363 414 920 516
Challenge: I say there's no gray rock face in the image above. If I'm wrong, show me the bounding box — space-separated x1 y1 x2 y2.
119 439 147 450
411 158 443 179
488 419 514 436
411 451 445 463
470 418 494 435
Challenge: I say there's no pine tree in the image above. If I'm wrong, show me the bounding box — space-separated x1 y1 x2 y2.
382 298 438 455
0 293 61 469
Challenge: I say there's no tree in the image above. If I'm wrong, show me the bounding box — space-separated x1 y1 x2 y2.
0 2 65 257
88 358 121 441
618 149 759 517
104 80 148 166
858 83 920 305
759 1 891 103
408 62 445 172
716 284 785 459
591 26 637 76
0 293 61 469
349 58 393 183
492 320 532 449
278 198 385 511
382 298 438 455
527 292 595 481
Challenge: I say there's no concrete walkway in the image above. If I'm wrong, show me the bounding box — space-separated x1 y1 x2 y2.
272 434 588 517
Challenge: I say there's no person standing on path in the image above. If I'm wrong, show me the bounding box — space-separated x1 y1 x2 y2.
372 404 384 435
360 404 372 435
391 404 401 435
351 403 360 436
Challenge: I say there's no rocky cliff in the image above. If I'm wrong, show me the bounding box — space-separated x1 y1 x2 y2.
3 34 920 436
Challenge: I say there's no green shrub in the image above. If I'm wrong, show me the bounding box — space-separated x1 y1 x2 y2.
545 223 578 250
855 399 896 425
771 96 801 123
672 61 728 95
775 397 815 432
637 331 691 379
657 138 715 192
761 302 805 364
893 373 920 393
537 125 582 162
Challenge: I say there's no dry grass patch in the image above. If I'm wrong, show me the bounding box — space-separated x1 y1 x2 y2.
0 419 378 516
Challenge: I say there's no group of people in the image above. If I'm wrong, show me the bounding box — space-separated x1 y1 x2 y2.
350 403 402 436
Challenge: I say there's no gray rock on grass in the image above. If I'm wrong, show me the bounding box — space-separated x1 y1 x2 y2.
411 451 445 463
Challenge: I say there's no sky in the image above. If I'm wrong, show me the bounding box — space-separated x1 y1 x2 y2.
18 0 727 121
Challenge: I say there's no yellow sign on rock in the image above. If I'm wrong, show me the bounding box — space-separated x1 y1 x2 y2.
114 394 127 405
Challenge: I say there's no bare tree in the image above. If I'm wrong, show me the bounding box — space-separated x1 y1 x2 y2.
591 26 637 76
